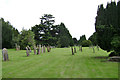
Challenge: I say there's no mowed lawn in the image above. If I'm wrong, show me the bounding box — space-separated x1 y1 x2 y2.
2 47 118 78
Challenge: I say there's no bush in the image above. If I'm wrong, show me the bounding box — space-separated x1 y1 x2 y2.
81 40 92 47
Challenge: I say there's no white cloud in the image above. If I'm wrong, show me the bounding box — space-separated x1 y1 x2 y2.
0 0 119 40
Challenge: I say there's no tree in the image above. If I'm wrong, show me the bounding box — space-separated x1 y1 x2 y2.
81 40 92 47
73 38 78 45
95 1 120 55
78 35 86 45
57 23 74 47
19 29 35 49
1 18 19 48
32 14 58 46
88 32 97 46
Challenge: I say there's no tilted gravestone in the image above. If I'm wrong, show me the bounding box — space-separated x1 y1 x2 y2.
26 47 29 56
71 47 74 55
2 48 9 61
34 46 36 55
27 46 31 53
43 45 46 53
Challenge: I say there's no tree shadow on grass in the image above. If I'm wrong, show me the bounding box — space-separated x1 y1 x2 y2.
92 56 109 62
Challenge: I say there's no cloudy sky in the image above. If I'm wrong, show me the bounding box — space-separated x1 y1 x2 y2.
0 0 119 40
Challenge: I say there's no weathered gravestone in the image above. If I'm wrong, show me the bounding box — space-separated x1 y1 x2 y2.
74 46 76 53
2 48 9 61
37 45 41 55
96 45 99 51
18 45 20 50
71 47 74 55
41 46 43 53
43 45 46 53
26 47 29 56
27 46 31 53
15 44 18 51
47 46 51 52
34 46 36 55
80 45 82 52
92 46 95 53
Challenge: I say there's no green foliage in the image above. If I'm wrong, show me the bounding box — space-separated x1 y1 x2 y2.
95 1 120 54
78 35 86 45
57 23 74 47
19 29 35 49
73 38 78 45
88 32 97 46
1 18 19 48
81 40 92 47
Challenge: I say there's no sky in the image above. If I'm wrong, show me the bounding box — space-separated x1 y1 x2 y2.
0 0 119 40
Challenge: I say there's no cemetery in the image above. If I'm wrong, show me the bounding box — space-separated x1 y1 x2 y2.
1 0 120 79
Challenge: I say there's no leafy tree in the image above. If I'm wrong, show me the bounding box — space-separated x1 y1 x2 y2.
88 32 97 46
1 18 19 48
78 35 86 45
81 40 92 47
19 29 35 49
95 1 120 55
73 38 78 45
32 14 58 46
57 23 74 47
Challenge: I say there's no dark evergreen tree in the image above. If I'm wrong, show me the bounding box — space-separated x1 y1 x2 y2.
78 35 86 45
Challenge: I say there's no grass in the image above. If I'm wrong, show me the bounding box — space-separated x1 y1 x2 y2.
2 47 118 78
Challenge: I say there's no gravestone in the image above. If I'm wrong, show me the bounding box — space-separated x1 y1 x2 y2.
41 46 43 53
43 45 46 53
34 46 36 55
96 45 99 51
80 45 82 52
15 44 18 51
71 47 74 55
37 45 41 55
92 46 95 53
26 47 29 56
27 46 31 53
2 48 9 61
74 46 76 53
18 45 20 50
47 46 50 52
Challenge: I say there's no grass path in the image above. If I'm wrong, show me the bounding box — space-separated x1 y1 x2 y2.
2 47 118 78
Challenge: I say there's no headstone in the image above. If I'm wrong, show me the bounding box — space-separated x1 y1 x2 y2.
71 47 74 55
34 46 36 55
37 45 41 55
43 45 46 53
47 46 50 52
15 44 18 51
26 47 29 56
97 45 99 51
2 48 9 61
41 46 43 53
80 45 82 52
18 45 20 50
27 46 31 53
93 46 95 53
74 46 76 53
